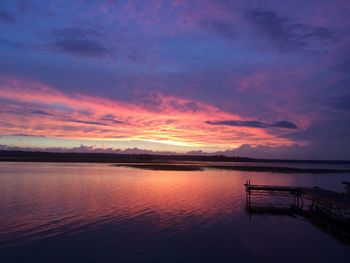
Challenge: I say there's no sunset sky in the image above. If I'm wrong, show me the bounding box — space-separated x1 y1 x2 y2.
0 0 349 159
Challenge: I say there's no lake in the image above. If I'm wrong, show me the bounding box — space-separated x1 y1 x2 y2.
0 162 349 262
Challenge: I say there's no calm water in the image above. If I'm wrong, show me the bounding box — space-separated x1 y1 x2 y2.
0 162 349 263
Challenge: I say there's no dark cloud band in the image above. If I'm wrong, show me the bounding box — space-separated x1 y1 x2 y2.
206 120 298 129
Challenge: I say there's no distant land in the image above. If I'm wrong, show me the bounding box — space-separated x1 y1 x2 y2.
1 150 350 174
1 150 350 165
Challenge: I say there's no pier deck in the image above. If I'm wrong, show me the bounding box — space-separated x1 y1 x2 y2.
245 181 350 210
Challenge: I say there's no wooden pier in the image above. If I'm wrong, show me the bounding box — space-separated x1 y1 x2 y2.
244 180 350 238
245 180 350 209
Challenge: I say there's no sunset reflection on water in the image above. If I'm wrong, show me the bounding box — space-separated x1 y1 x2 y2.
0 162 349 262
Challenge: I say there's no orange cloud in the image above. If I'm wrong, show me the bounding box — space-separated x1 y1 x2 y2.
0 76 296 151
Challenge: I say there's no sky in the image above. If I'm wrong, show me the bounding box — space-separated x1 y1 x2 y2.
0 0 350 159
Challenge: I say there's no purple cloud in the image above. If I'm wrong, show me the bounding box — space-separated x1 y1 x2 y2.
0 10 15 24
50 26 116 59
247 8 336 51
206 120 298 129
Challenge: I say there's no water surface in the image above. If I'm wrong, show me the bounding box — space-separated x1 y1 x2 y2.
0 162 349 262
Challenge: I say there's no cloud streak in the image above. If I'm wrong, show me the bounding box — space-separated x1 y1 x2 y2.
206 120 298 129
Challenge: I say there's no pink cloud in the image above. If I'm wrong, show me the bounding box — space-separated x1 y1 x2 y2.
0 76 298 150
